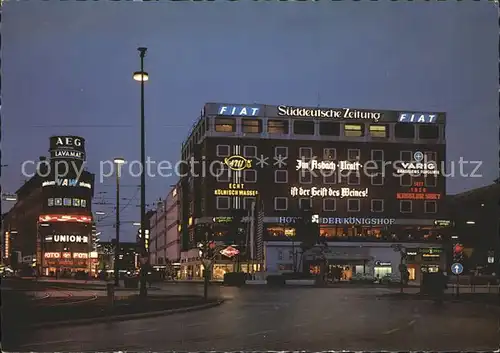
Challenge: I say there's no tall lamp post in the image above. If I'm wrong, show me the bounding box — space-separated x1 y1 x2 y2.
133 47 149 297
113 158 125 286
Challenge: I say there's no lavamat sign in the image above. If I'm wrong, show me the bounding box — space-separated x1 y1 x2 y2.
290 186 368 198
278 216 396 226
277 106 382 122
296 160 361 172
50 136 86 160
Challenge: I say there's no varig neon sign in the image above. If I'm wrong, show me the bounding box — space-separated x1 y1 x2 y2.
224 155 252 171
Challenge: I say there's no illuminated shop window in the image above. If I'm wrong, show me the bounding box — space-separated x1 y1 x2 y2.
419 125 439 139
81 200 87 208
243 197 256 210
243 145 257 158
243 169 257 183
216 145 230 157
274 197 288 211
371 199 384 212
54 198 62 206
47 198 54 207
424 201 437 213
400 174 412 187
323 198 336 211
344 124 363 137
347 199 360 212
425 175 437 187
323 148 336 160
275 170 288 183
73 198 81 207
347 149 360 161
216 196 230 210
298 147 312 160
395 123 415 138
242 119 262 134
371 173 384 186
293 120 314 135
215 118 235 132
275 146 288 158
268 120 288 134
299 170 312 184
319 122 340 136
369 124 388 138
400 151 413 161
400 200 412 213
299 198 312 210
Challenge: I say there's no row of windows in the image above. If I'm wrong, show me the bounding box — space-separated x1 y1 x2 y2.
214 118 441 139
215 196 438 214
215 168 437 187
47 198 88 208
216 145 437 162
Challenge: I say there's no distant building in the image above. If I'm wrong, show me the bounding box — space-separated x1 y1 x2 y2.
448 182 500 275
97 240 139 271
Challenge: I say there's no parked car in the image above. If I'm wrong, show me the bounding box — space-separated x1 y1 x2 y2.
380 273 402 285
350 273 376 284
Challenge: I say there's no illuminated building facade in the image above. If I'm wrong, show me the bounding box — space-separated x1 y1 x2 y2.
3 136 96 276
179 103 449 282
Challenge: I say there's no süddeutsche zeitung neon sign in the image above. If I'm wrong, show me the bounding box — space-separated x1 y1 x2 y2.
278 106 382 122
290 186 368 198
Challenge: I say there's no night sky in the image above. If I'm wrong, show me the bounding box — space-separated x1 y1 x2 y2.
2 1 497 242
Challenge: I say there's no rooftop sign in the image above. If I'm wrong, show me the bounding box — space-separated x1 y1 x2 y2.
277 106 382 122
217 105 260 117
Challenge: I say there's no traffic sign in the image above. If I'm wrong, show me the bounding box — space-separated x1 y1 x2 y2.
451 263 463 275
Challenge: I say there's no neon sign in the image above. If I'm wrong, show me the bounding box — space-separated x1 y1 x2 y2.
395 151 439 176
73 252 88 259
224 155 252 171
214 183 258 196
44 252 61 259
396 181 442 200
277 106 382 122
38 214 92 223
398 113 437 124
296 160 361 172
278 216 395 226
217 105 260 116
52 235 89 243
290 186 368 198
42 179 91 189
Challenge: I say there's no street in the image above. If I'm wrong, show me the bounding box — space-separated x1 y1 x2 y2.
12 285 500 351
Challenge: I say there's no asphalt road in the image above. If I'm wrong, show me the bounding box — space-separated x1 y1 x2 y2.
8 285 499 352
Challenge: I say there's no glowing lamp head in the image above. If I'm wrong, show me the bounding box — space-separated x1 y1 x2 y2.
113 157 125 165
133 71 149 82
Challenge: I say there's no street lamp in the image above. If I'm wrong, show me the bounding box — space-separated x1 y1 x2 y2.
113 157 125 286
133 47 149 297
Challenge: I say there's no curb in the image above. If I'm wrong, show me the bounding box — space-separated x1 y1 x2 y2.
26 299 224 329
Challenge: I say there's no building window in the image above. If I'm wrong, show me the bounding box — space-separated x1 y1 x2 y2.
278 250 283 260
400 174 412 186
323 198 336 211
348 172 360 185
347 149 360 161
371 150 384 161
294 120 315 135
400 200 412 213
243 145 257 158
347 199 360 212
395 124 415 138
299 147 313 160
216 167 230 182
275 170 288 183
299 170 312 184
268 120 288 134
369 124 388 138
242 119 262 133
274 197 288 211
419 125 439 139
319 122 340 136
323 148 336 160
371 199 384 212
243 169 257 183
299 198 312 210
275 146 288 158
371 173 384 186
216 145 230 157
344 124 364 137
425 176 437 187
400 151 413 161
215 118 235 132
47 198 54 206
424 151 437 163
324 171 336 184
243 197 256 210
425 201 437 213
216 196 230 210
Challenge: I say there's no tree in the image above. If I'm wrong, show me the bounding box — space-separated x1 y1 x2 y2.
296 209 320 273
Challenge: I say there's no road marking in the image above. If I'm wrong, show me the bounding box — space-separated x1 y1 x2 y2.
382 327 401 334
246 329 275 337
21 338 74 348
123 328 158 335
407 319 416 327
